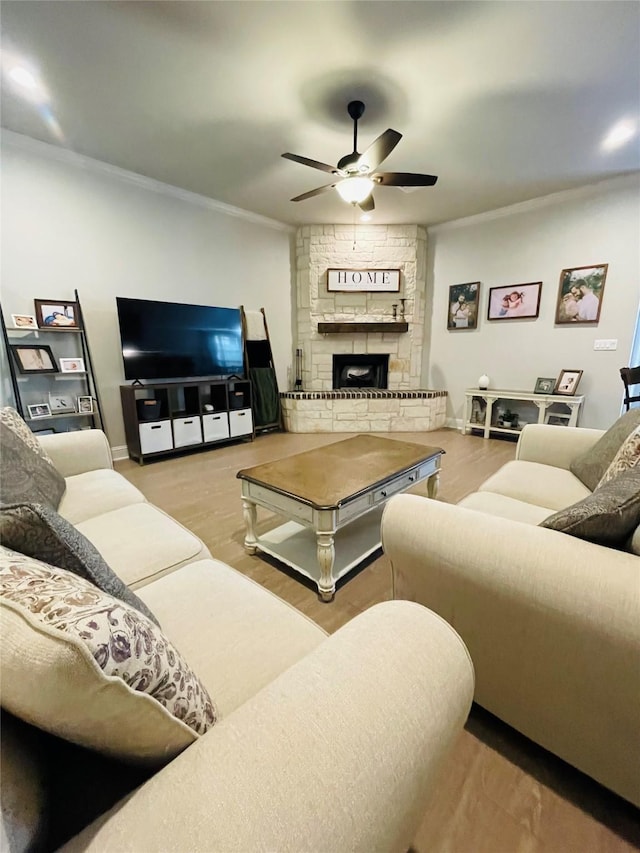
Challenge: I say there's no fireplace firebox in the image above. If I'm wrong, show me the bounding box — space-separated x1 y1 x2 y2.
333 354 389 389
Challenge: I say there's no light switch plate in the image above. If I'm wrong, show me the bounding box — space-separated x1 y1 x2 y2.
593 339 618 351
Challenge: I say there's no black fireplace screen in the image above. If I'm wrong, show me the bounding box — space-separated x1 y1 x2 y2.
333 354 389 389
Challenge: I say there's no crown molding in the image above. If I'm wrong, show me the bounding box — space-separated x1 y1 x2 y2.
428 172 640 234
1 129 294 234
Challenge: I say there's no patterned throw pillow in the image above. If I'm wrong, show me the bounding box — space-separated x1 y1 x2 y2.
569 409 640 491
540 468 640 546
0 408 66 510
0 547 217 764
597 426 640 487
0 503 159 625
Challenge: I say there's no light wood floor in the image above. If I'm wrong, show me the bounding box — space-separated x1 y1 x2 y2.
115 428 640 852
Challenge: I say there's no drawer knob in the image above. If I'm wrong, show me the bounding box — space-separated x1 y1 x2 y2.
408 474 415 482
380 490 387 498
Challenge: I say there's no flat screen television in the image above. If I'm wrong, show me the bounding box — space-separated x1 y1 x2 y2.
116 296 244 382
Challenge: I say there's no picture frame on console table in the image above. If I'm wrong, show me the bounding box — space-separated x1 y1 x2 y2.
554 369 583 396
534 377 555 394
448 282 480 330
487 282 542 321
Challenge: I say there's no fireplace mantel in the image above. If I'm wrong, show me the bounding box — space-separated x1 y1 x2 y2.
317 321 409 334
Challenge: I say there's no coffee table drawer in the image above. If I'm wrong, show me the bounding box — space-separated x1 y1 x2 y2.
372 469 422 504
245 482 314 523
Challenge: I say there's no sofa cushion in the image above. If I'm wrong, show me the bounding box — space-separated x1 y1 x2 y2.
137 559 327 717
478 460 591 510
458 492 554 525
57 469 146 525
0 406 57 466
0 547 217 764
75 503 210 589
540 469 640 546
597 425 640 487
570 408 640 491
0 420 66 510
0 503 159 625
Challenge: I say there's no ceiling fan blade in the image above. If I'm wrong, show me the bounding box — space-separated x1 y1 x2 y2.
372 172 438 187
358 194 375 212
290 183 336 202
357 129 402 172
282 152 338 174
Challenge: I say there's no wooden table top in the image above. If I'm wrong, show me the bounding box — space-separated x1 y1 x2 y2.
237 434 443 509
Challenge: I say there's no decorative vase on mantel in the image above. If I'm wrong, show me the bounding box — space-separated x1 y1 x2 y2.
478 374 490 390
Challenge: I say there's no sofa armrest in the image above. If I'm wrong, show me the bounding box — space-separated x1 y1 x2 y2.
383 494 640 805
37 430 113 477
515 423 603 469
61 601 474 853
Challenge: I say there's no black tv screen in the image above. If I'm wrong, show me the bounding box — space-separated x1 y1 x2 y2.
116 297 244 381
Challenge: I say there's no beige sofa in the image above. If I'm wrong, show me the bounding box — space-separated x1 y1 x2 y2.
1 428 474 852
382 422 640 807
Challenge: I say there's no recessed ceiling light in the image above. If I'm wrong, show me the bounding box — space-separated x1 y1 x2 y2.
360 213 372 222
601 119 638 152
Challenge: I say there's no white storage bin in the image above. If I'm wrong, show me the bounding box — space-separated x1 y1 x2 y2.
229 408 253 438
139 421 173 454
203 412 230 443
173 416 203 448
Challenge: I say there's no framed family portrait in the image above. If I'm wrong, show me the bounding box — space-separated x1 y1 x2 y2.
77 396 94 414
27 403 52 419
447 282 480 330
10 344 58 374
34 299 79 329
534 377 555 394
555 264 608 324
11 313 38 329
554 369 583 396
59 357 85 373
487 282 542 320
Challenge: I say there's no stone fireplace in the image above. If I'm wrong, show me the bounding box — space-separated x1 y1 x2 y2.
280 224 447 433
333 354 389 389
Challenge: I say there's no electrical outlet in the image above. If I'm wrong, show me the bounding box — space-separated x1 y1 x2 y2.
593 339 618 351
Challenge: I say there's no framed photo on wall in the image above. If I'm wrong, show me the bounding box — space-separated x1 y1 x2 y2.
554 369 583 396
447 282 480 330
487 282 542 320
555 264 608 324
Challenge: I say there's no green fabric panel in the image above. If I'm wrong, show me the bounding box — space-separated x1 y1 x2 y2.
249 367 280 427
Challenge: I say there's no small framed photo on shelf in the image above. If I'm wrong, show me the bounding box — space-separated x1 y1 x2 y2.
48 394 76 414
77 396 94 414
34 299 79 329
448 282 480 330
554 369 583 396
534 377 556 394
555 264 608 324
10 344 58 374
59 357 85 373
487 282 542 321
27 403 52 419
11 313 38 329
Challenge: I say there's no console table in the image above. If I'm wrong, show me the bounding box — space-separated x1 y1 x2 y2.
463 388 585 439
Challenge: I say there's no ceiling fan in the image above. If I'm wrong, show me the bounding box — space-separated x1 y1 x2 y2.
282 100 438 212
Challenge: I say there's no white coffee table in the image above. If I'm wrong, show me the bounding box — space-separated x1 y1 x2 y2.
237 434 443 601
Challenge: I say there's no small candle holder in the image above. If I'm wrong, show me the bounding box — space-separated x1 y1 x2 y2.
392 303 398 320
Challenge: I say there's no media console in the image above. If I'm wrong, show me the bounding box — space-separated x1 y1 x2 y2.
120 378 254 464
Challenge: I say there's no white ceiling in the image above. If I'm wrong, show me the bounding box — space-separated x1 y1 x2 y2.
2 1 639 227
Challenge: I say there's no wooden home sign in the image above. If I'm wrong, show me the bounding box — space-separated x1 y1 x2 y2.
327 268 401 293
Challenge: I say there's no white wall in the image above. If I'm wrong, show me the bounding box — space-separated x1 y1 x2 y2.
1 133 294 450
426 176 640 429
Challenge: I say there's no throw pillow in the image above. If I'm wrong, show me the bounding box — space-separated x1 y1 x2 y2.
569 408 640 491
0 407 57 466
597 426 640 487
0 410 66 510
0 547 217 765
0 503 159 626
540 468 640 546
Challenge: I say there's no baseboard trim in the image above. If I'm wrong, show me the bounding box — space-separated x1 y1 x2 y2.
111 445 129 462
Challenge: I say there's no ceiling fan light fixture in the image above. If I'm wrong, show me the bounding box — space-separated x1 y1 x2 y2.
335 176 374 204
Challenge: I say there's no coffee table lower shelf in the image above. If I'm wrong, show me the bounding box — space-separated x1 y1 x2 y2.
252 507 385 597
